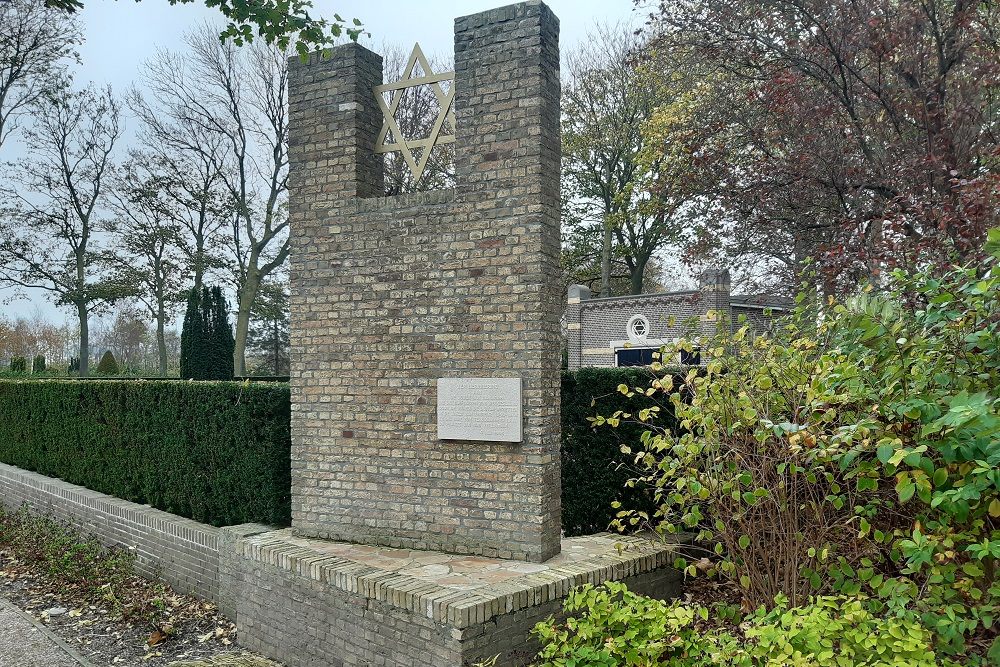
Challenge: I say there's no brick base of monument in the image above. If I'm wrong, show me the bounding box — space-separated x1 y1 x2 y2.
225 529 683 667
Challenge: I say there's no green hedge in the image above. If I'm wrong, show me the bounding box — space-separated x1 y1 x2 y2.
0 371 674 536
0 380 290 527
561 368 679 537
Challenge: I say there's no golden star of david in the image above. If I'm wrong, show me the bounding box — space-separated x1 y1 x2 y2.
374 43 456 184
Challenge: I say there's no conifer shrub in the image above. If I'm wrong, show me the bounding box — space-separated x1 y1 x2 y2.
560 367 680 536
32 355 45 373
180 286 234 380
9 357 26 373
96 351 120 375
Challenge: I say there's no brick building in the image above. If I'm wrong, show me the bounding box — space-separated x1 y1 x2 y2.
565 269 789 370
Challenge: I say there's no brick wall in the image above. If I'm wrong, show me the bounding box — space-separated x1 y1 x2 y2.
224 528 682 667
0 463 684 667
0 463 222 602
288 1 563 562
571 291 704 369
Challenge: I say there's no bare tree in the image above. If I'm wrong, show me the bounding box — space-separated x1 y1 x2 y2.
0 85 126 377
91 302 151 373
109 154 188 375
0 0 81 151
137 26 290 375
128 75 231 293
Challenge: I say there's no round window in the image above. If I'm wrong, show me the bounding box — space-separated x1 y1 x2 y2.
627 314 649 342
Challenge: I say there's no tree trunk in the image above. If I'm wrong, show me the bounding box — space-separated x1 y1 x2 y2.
193 236 205 293
156 302 168 376
77 302 89 378
601 216 612 297
233 274 259 377
272 318 279 375
630 254 649 295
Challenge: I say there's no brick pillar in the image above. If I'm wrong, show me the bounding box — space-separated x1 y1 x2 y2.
287 43 384 207
698 268 732 351
450 1 562 561
566 284 590 371
454 1 561 207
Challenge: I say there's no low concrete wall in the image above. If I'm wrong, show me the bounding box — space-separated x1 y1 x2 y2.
0 463 224 602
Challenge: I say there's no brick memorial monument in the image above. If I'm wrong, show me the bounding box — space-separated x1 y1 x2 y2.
287 0 563 561
221 3 682 665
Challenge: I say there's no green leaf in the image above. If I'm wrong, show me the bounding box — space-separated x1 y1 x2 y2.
988 636 1000 665
896 474 915 502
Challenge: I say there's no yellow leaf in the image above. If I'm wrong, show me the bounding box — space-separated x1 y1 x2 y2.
989 498 1000 518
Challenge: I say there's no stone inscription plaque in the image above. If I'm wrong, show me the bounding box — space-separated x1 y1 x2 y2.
437 377 523 442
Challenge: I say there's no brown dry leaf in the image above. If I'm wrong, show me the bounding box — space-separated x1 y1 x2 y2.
148 629 169 646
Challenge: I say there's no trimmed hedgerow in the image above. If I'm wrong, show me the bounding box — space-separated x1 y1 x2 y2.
0 380 290 527
561 367 680 537
0 370 677 535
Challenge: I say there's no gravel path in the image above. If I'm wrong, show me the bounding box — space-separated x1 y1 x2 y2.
0 596 95 667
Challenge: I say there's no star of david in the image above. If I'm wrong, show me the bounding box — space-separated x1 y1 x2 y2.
374 43 456 184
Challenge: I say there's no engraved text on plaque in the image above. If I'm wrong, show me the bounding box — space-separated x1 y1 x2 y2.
437 377 523 442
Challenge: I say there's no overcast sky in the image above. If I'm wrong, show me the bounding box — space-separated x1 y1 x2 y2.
1 0 639 323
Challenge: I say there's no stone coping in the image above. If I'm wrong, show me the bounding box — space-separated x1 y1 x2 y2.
239 529 680 629
0 464 220 549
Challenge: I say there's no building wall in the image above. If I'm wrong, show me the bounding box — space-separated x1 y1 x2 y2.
288 1 563 562
575 291 704 368
566 270 786 370
733 305 780 332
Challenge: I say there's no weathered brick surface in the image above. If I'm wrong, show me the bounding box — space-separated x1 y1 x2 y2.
0 463 684 667
226 529 682 667
0 463 222 602
288 1 562 562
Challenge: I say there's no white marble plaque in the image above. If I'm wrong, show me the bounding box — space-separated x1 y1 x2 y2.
437 377 523 442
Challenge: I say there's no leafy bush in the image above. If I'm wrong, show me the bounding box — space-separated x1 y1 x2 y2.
533 582 725 667
605 230 1000 661
32 354 45 373
561 368 678 536
96 350 120 375
0 380 291 526
68 357 79 374
9 357 26 373
532 582 945 667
